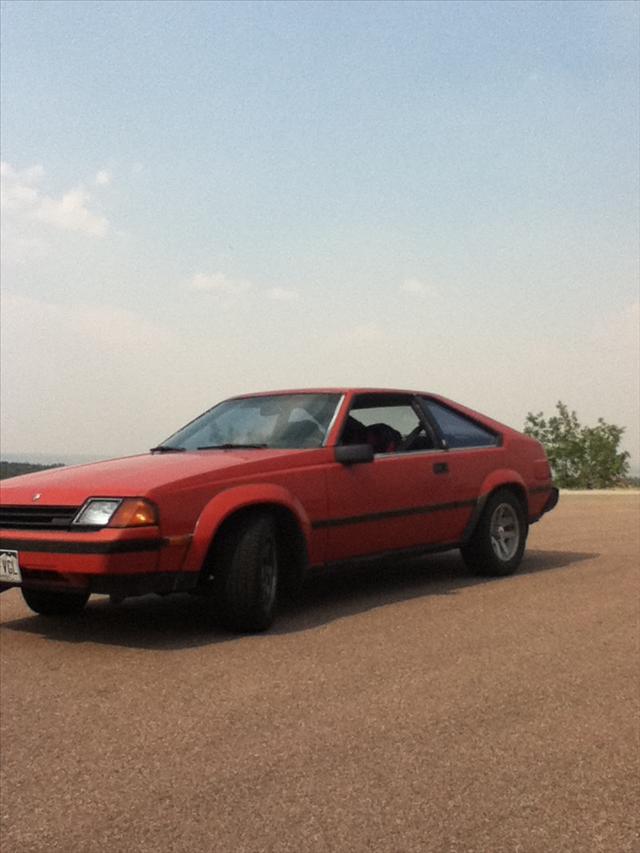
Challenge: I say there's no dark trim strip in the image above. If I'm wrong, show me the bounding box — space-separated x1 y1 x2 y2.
312 499 476 530
88 571 197 596
0 538 166 555
529 486 553 495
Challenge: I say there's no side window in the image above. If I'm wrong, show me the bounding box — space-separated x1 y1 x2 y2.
341 394 436 453
423 399 498 448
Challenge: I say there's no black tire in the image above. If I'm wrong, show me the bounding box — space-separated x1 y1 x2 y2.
21 587 90 616
213 512 280 633
461 489 527 577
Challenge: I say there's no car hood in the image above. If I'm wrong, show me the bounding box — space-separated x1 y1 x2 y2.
0 448 323 506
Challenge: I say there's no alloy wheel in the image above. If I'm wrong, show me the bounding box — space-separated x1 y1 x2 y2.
489 502 520 562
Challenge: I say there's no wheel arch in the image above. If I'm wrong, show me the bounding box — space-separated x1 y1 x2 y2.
183 485 311 593
462 471 529 544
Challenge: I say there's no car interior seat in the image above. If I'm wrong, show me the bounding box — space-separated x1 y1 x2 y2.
365 423 402 453
341 416 368 445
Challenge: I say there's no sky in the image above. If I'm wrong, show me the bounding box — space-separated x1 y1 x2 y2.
1 0 639 469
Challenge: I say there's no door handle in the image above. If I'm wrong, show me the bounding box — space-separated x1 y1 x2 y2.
433 462 449 474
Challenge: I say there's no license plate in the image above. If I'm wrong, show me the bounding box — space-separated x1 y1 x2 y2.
0 550 22 584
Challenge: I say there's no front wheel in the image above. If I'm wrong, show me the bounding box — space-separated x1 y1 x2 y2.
461 489 527 577
21 587 90 616
213 512 280 633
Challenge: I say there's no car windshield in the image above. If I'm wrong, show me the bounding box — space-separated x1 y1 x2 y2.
158 393 342 451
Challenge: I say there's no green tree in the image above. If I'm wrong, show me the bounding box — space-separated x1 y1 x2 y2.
524 402 630 489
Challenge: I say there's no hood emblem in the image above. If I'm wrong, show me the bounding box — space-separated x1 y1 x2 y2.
32 493 42 502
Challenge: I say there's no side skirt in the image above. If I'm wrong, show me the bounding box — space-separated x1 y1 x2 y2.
316 539 462 573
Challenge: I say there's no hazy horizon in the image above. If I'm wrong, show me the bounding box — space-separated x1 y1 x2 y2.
1 1 638 468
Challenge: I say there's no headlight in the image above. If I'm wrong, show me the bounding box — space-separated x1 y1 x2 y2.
72 498 158 528
73 499 121 527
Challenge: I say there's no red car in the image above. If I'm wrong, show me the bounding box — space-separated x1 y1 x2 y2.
0 389 558 632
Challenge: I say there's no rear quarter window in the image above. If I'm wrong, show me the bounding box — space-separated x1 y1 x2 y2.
422 399 499 448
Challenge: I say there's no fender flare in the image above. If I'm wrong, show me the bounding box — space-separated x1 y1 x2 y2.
461 470 528 544
182 484 312 574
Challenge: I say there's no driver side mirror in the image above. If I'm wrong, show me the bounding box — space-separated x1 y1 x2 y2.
334 444 374 465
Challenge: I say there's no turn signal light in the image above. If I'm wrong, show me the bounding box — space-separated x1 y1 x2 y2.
109 499 158 528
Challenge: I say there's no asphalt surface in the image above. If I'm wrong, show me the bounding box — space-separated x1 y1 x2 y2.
1 493 639 853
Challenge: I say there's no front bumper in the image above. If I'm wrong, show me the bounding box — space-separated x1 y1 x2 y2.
0 528 196 597
0 569 198 597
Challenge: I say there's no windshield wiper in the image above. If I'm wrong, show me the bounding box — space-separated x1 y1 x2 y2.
149 445 186 453
196 443 268 450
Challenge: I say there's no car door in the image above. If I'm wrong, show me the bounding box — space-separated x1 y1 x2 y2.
323 393 465 563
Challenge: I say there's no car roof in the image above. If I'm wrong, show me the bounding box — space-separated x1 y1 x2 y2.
232 388 435 398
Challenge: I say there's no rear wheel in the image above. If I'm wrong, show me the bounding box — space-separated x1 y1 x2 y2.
212 512 280 633
21 587 90 616
461 489 527 577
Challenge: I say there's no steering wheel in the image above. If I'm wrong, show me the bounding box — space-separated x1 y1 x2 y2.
399 424 426 452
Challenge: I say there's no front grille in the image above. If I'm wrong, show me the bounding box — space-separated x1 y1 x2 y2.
0 505 81 531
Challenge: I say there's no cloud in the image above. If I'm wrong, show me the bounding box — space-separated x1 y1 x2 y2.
1 161 109 238
35 187 108 236
189 272 253 295
95 169 111 186
189 274 299 303
0 162 44 212
266 286 298 302
400 277 438 297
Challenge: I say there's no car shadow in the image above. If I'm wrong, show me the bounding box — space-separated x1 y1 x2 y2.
1 548 597 651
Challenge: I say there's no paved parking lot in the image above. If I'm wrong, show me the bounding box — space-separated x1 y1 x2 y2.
1 493 638 852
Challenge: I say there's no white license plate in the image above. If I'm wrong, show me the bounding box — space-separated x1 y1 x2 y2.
0 550 22 584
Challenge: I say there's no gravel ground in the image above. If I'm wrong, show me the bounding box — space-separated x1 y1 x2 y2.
1 493 639 853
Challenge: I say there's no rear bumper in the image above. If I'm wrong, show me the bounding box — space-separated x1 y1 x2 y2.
542 487 560 514
528 485 559 524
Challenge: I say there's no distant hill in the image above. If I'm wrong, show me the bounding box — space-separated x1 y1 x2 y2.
1 452 104 466
0 461 65 480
